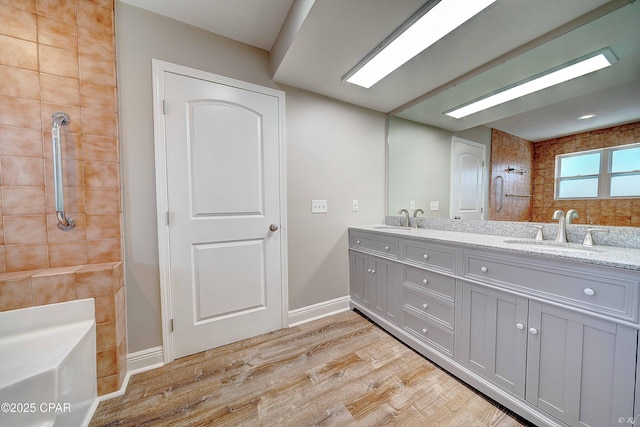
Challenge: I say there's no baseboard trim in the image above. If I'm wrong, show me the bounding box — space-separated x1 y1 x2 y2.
287 296 350 327
127 345 164 373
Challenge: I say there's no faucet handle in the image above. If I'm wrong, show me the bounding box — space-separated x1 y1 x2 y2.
530 225 543 241
583 228 609 247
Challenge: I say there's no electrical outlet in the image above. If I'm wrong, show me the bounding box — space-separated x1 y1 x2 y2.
352 200 359 212
312 199 328 214
410 200 415 210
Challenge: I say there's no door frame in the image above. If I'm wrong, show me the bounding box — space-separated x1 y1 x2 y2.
151 59 288 363
449 136 487 220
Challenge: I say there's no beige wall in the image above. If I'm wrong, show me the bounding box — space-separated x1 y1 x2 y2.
116 3 386 352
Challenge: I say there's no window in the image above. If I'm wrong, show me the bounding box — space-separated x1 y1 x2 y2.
555 143 640 199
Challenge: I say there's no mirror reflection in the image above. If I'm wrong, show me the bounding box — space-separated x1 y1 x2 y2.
388 1 640 227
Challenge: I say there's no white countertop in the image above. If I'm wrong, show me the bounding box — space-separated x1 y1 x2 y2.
350 225 640 271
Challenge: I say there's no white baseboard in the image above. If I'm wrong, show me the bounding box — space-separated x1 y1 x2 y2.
127 345 164 373
287 296 351 327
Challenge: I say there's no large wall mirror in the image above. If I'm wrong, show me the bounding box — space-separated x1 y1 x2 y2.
388 0 640 227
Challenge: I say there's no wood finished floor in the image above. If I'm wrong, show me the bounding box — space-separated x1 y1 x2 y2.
90 310 533 426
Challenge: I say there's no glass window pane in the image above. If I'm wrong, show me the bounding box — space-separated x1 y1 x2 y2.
610 174 640 197
558 178 599 198
611 147 640 173
559 153 601 177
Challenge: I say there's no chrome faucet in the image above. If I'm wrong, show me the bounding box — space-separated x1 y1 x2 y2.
566 209 579 224
551 209 567 242
398 209 410 228
412 208 424 228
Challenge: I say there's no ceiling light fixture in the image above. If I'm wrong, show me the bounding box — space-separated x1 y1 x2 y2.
445 48 618 119
343 0 497 89
578 113 598 120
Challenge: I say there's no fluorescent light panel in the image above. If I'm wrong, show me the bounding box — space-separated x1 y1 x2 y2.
344 0 497 89
445 48 617 119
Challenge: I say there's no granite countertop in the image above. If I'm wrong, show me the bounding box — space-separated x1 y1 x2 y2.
350 224 640 271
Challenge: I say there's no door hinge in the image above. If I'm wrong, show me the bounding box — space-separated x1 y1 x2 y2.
162 99 167 114
481 207 484 214
170 318 174 332
482 160 485 167
166 210 171 225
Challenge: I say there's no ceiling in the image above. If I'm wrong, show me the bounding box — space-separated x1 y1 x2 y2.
118 0 640 142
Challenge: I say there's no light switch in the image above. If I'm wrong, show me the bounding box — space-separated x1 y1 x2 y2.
312 200 328 214
352 200 359 212
410 200 415 210
430 201 439 211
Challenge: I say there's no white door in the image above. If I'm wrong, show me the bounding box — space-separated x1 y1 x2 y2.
450 137 486 220
157 64 285 359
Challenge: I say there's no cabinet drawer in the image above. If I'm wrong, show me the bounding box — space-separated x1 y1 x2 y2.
405 266 455 301
464 252 638 322
403 284 454 329
402 310 454 357
351 232 399 259
403 240 455 273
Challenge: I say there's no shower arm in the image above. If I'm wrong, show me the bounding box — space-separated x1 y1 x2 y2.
51 112 75 232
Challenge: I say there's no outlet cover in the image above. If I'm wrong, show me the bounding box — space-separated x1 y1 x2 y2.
352 200 359 212
430 201 440 211
312 199 328 214
410 200 415 210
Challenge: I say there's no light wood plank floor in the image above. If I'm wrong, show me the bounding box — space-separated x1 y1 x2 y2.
90 310 533 426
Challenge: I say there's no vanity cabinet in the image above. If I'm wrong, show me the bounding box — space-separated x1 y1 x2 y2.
348 227 640 427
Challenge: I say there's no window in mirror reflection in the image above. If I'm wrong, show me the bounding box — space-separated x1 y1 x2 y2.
556 143 640 199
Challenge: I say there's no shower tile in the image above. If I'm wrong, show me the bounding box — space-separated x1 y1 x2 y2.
0 96 41 129
96 348 117 377
115 284 124 316
45 186 84 214
95 293 115 323
0 34 37 69
0 3 36 41
96 322 116 351
75 264 113 298
36 0 76 24
40 74 80 106
0 65 40 99
4 215 47 244
80 81 116 112
37 14 77 49
43 130 82 159
113 261 123 292
0 277 31 310
84 161 119 188
1 157 44 186
46 213 86 242
81 108 117 137
48 241 87 267
78 0 112 34
79 54 114 86
78 26 113 61
2 186 46 215
41 102 81 133
0 247 5 273
84 188 120 214
87 238 120 264
31 271 75 305
97 374 117 395
81 135 118 162
86 214 120 240
44 158 83 188
0 0 36 12
0 126 43 157
5 243 48 271
39 44 79 78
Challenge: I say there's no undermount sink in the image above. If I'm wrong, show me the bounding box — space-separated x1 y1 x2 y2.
503 239 597 253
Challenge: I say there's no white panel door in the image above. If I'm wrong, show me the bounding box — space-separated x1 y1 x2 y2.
450 137 486 220
163 70 284 359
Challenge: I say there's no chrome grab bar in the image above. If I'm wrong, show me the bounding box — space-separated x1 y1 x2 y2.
51 112 75 232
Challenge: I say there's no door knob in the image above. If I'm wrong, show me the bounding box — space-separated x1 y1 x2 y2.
269 224 279 232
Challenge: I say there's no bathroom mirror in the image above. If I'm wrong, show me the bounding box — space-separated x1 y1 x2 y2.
387 1 640 226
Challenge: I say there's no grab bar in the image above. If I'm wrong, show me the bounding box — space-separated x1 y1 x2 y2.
495 175 504 212
51 112 75 232
505 193 532 198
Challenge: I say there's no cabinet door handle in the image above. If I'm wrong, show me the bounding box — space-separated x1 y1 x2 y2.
583 288 595 296
367 269 372 273
422 328 428 334
422 279 428 284
385 246 390 251
516 323 524 330
356 240 361 244
422 303 428 310
423 254 429 259
371 270 375 274
480 266 488 273
529 328 538 335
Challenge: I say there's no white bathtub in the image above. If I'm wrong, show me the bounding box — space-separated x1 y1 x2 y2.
0 299 97 427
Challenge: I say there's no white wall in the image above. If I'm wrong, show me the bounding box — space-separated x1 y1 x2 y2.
116 2 386 353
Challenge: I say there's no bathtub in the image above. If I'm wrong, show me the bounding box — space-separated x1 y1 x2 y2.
0 299 97 427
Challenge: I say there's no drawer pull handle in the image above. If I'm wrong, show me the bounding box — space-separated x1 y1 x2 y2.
583 288 595 296
367 269 371 273
356 240 361 244
480 266 488 273
516 323 524 330
529 328 538 335
371 270 375 274
422 328 428 334
385 246 390 251
422 279 428 285
422 303 428 310
423 254 429 259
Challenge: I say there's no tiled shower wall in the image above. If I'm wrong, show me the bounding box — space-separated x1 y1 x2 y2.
0 0 125 395
488 129 533 222
532 122 640 226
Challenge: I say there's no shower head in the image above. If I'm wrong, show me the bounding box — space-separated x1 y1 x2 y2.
52 112 71 127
